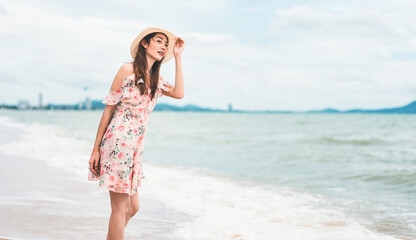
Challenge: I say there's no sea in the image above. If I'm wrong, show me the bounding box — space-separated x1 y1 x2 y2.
0 109 415 240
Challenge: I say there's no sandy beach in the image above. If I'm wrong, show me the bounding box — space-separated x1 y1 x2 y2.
0 122 189 240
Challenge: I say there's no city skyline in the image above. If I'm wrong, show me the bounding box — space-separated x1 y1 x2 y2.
3 92 415 114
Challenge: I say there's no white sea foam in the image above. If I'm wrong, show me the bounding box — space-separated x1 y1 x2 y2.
0 116 400 240
141 164 399 240
0 115 31 130
0 119 91 180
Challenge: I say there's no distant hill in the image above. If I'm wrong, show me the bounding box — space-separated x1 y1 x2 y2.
309 100 416 114
154 103 225 112
308 108 340 113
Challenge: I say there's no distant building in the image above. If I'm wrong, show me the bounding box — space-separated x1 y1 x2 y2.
85 97 92 110
38 93 43 109
18 100 30 110
228 103 233 112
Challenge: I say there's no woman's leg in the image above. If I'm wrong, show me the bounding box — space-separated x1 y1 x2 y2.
125 191 140 227
106 190 130 240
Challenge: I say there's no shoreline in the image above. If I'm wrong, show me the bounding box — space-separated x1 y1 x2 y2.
0 122 190 240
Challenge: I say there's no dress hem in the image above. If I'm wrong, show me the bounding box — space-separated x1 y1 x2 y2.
97 181 141 196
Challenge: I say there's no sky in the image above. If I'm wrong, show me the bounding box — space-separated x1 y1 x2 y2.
0 0 415 111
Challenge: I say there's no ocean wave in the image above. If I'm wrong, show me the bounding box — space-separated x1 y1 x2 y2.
362 172 416 186
142 164 399 240
319 136 386 145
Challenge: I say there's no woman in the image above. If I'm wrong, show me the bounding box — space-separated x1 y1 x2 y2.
87 27 185 239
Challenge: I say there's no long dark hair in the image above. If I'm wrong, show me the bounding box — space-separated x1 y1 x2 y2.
131 32 167 101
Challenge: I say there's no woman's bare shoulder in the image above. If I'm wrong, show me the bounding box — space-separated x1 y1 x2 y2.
118 63 135 80
120 62 134 75
110 63 134 90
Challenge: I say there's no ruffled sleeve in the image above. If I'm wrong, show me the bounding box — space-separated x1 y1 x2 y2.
157 78 173 97
102 88 124 105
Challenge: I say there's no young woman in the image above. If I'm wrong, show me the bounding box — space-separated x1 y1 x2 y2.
87 27 185 239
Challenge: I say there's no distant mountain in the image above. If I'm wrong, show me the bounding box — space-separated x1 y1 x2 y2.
154 103 226 112
308 108 340 113
308 100 416 114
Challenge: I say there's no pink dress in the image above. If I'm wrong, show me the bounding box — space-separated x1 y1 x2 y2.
88 73 170 195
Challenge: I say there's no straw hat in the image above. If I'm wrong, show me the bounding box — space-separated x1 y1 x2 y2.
130 27 177 64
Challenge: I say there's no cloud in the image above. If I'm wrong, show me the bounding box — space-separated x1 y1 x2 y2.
270 5 410 41
260 4 416 110
185 32 237 43
0 0 415 111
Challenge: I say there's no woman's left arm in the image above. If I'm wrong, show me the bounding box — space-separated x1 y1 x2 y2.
162 37 185 99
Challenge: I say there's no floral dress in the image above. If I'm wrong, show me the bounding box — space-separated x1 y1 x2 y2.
88 73 170 195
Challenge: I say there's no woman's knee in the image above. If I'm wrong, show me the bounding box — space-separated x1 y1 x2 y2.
128 192 140 216
129 201 140 216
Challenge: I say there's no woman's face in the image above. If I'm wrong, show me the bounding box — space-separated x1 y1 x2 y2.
144 33 169 62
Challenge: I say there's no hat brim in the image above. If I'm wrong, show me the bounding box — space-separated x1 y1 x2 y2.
130 27 177 64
